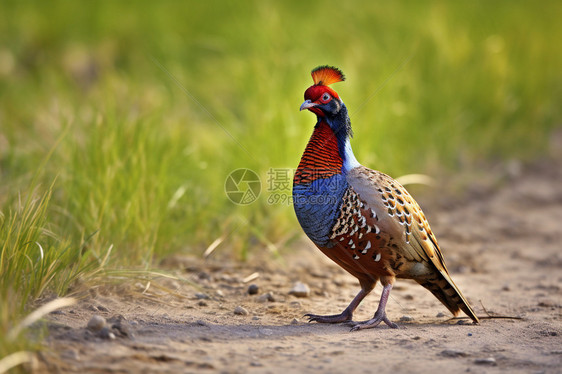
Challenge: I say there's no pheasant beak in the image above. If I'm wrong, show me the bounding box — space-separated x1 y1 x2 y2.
300 100 317 111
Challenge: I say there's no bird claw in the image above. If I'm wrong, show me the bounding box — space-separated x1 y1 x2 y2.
304 313 321 323
304 312 352 324
349 324 362 332
348 313 398 331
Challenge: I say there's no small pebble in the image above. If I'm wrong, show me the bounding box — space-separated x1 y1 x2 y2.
441 349 468 357
108 315 134 339
198 301 208 307
248 284 259 295
196 320 209 326
234 306 249 315
288 282 310 298
195 292 210 300
99 326 116 340
291 318 300 325
400 315 414 322
87 315 106 332
436 312 446 318
474 357 496 366
290 301 302 308
256 292 276 303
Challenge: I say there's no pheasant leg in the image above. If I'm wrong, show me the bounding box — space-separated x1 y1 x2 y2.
350 284 398 330
305 288 369 323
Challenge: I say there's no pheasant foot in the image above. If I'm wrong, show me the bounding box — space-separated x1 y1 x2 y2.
349 311 398 331
305 287 371 324
349 283 397 331
304 309 353 324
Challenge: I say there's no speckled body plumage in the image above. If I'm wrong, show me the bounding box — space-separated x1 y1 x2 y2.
293 66 479 329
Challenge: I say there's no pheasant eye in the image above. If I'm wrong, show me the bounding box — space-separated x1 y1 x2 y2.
321 93 331 102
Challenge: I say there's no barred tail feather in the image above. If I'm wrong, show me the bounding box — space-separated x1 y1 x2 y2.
417 272 479 323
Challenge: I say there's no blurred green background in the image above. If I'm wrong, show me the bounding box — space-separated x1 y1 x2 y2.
0 1 561 358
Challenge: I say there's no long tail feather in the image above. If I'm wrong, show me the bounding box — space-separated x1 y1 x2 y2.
417 272 479 323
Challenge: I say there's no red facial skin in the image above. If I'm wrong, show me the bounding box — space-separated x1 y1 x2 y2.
303 85 340 117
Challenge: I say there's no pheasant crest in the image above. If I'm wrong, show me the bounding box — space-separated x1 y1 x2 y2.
311 65 346 86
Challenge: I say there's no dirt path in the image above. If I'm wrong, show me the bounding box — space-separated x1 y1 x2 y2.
37 157 561 374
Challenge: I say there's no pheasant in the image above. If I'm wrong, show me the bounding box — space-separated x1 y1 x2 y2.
293 66 479 330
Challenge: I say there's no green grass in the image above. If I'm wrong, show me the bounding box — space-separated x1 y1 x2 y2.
0 179 102 372
0 0 561 369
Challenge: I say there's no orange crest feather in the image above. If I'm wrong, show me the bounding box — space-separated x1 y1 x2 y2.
311 65 345 86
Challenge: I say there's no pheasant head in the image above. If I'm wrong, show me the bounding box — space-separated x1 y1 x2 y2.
300 65 346 117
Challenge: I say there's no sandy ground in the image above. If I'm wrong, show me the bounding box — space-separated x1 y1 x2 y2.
35 155 562 374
